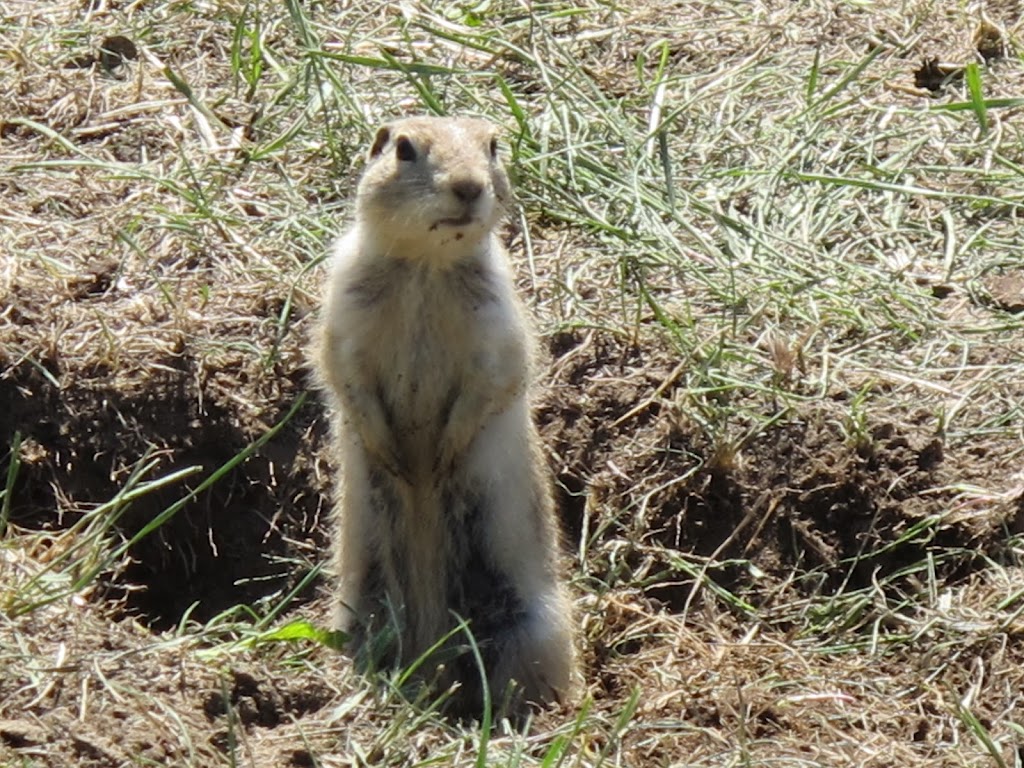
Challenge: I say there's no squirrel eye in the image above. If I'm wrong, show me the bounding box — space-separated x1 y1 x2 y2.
488 137 498 158
395 136 417 162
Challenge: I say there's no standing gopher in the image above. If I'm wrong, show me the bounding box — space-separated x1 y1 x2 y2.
315 116 575 715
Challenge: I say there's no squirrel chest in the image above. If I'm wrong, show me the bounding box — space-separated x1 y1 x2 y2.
345 255 507 463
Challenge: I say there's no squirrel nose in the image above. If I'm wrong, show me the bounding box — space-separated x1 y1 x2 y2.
451 179 484 203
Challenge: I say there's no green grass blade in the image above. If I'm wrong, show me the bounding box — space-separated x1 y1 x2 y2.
964 62 989 135
1 431 21 537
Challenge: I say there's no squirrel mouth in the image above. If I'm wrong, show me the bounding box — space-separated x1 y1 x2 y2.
430 214 474 230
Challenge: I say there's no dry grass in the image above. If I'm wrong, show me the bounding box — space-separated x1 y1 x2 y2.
3 0 1024 765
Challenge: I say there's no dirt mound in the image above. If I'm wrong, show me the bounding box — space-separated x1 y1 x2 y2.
540 329 1023 613
0 267 330 627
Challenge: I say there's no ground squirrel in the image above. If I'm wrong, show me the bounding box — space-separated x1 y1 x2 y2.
315 116 575 716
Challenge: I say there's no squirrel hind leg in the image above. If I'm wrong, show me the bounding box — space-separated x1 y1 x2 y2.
447 596 576 721
492 597 576 706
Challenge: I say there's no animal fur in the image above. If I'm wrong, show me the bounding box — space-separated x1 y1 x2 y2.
316 117 575 715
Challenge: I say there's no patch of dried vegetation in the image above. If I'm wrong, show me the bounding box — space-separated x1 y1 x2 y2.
3 0 1024 766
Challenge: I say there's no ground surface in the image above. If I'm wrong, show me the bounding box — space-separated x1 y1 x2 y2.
2 1 1024 766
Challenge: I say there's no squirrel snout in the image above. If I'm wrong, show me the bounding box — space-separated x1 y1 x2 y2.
451 178 484 203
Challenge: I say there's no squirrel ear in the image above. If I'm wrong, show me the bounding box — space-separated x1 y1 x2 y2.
368 125 391 159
